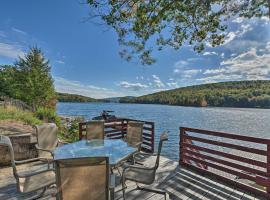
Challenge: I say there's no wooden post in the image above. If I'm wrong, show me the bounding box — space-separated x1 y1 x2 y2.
151 122 155 153
267 144 270 195
179 127 185 166
121 119 124 139
79 123 83 140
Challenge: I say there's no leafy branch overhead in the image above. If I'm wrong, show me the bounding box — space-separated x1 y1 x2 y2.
87 0 270 65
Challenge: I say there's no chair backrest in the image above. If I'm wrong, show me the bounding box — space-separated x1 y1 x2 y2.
154 132 168 169
126 121 144 148
55 157 109 200
86 120 105 140
0 135 18 178
35 123 58 157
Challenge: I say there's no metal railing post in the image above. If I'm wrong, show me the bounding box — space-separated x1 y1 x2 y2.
267 143 270 195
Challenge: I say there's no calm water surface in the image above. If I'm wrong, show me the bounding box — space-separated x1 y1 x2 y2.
57 102 270 161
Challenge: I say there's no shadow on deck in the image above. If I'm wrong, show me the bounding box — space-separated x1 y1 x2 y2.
0 155 266 200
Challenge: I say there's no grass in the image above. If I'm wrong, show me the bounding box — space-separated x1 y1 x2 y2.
0 105 42 126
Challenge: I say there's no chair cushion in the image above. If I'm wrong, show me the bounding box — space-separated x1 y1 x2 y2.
19 170 55 193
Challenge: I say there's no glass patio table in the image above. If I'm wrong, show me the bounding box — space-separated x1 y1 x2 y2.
53 139 138 166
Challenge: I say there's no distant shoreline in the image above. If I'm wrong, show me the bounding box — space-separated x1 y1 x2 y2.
57 101 270 110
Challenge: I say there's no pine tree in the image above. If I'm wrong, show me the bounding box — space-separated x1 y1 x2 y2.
15 47 55 111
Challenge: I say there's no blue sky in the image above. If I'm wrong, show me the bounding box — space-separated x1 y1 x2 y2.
1 1 270 98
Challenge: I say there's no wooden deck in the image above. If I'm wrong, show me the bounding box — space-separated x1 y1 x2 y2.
0 155 266 200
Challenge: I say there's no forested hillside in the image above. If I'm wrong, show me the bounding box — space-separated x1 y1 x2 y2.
57 93 97 102
120 81 270 108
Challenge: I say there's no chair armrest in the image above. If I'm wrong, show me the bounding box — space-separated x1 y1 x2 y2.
15 157 52 165
57 138 68 145
134 152 156 157
122 164 154 175
135 142 142 148
109 174 115 189
35 144 54 156
17 168 55 178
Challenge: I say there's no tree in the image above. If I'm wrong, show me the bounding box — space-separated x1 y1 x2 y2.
0 65 18 97
86 0 270 65
15 47 55 111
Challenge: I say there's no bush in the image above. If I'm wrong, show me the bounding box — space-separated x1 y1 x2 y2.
58 117 84 142
35 107 61 126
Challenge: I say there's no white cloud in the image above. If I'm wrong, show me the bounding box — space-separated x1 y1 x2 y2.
220 53 225 58
119 81 148 91
152 74 165 88
203 51 218 56
197 74 243 83
224 31 237 45
182 69 202 78
232 17 245 24
0 42 25 59
203 68 226 75
223 23 253 45
199 44 270 83
174 60 189 69
55 60 65 64
167 82 178 88
12 27 27 35
55 76 123 98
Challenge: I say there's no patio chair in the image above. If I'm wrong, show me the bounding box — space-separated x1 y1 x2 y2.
121 121 144 166
121 132 168 200
86 120 105 140
125 121 144 150
55 157 115 200
35 123 66 159
0 135 55 200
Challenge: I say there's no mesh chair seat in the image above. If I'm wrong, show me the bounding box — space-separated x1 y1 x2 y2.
124 167 155 185
19 170 55 193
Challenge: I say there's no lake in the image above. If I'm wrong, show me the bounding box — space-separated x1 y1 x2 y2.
57 102 270 161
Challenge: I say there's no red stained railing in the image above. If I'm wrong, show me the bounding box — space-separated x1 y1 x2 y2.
79 118 154 153
179 127 270 198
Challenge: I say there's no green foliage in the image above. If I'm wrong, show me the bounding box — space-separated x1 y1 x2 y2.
35 107 61 126
120 80 270 108
58 117 84 142
87 0 270 65
0 106 42 126
0 65 19 97
0 47 56 111
57 92 97 102
14 47 56 111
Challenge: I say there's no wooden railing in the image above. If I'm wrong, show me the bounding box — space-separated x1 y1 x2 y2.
79 118 154 153
179 127 270 198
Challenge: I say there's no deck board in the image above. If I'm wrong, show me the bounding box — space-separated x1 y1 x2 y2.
0 155 267 200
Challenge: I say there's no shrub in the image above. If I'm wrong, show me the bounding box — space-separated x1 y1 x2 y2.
58 117 84 142
35 107 61 126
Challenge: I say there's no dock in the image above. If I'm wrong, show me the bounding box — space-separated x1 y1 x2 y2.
0 155 266 200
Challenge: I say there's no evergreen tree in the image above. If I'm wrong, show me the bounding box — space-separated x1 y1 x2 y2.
15 47 55 111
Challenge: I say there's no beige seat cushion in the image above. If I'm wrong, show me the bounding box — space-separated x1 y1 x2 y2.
19 170 55 193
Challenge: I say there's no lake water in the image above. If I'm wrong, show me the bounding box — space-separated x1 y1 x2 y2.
57 102 270 161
